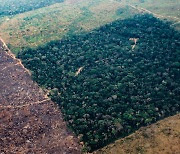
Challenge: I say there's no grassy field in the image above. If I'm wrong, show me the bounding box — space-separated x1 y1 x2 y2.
120 0 180 29
124 0 180 18
0 0 179 54
94 114 180 154
0 0 138 54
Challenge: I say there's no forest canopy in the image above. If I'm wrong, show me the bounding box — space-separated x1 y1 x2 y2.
0 0 64 16
18 14 180 151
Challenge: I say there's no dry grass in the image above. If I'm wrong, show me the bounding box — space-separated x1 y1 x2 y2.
0 0 179 54
0 0 139 54
94 114 180 154
120 0 180 26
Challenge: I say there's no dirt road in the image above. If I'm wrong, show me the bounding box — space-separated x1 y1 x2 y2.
128 4 180 23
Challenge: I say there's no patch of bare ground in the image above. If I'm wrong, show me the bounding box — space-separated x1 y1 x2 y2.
75 67 84 76
65 0 85 4
0 39 81 153
129 38 139 50
94 114 180 154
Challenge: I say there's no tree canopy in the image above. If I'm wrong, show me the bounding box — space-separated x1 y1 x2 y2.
18 14 180 151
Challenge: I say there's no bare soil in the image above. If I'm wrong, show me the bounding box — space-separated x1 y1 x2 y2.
65 0 85 5
75 67 84 76
0 40 81 153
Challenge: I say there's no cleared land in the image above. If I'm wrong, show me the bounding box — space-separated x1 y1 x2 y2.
0 0 179 54
94 114 180 154
0 39 81 153
18 15 180 151
0 0 179 152
120 0 180 29
122 0 180 19
0 0 138 54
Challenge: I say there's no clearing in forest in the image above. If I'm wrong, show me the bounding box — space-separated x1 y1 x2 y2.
18 15 180 151
0 39 81 153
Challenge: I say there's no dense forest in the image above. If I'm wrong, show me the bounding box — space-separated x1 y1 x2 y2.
18 15 180 151
0 0 64 16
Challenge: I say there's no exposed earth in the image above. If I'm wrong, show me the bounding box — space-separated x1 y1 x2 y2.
0 39 81 153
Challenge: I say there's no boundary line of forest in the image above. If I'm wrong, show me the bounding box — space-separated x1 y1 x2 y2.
127 4 180 26
0 37 31 75
0 37 51 109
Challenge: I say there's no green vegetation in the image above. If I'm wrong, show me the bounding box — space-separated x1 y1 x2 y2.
1 0 180 152
0 0 138 54
18 15 180 151
95 114 180 154
123 0 180 18
0 0 64 16
119 0 180 29
1 0 179 54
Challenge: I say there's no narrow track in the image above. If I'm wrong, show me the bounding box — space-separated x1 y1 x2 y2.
0 37 81 153
128 4 180 24
0 37 50 109
0 98 51 109
0 37 31 75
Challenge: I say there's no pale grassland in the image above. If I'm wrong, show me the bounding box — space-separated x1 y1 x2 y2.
0 0 179 54
128 0 180 18
120 0 180 25
136 0 180 30
0 0 138 54
95 114 180 154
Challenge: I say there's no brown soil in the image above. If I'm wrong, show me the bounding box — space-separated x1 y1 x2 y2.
129 38 139 50
65 0 85 5
94 114 180 154
0 39 81 153
75 67 84 76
